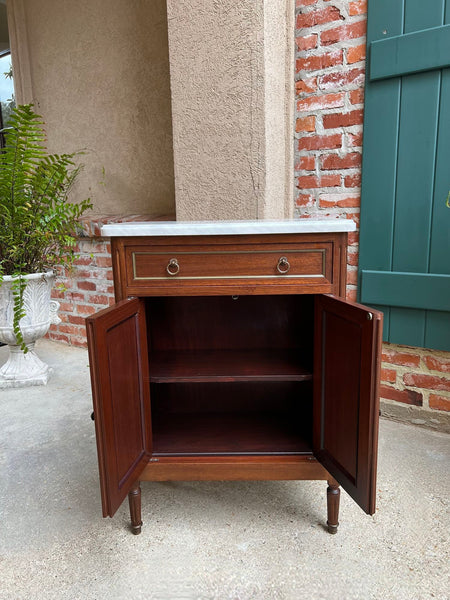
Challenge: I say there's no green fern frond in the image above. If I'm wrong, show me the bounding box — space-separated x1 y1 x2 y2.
0 104 92 352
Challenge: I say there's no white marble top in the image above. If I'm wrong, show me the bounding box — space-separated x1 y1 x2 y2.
101 219 356 237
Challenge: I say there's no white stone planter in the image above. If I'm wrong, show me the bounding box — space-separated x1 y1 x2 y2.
0 272 61 388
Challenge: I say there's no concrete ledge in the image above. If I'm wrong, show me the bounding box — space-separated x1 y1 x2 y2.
381 399 450 434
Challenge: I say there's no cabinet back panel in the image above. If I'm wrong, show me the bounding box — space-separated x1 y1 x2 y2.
151 381 312 414
151 382 313 455
146 295 314 352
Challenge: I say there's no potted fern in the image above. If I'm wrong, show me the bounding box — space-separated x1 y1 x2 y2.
0 105 92 387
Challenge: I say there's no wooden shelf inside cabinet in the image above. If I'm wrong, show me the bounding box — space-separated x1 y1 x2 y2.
147 349 313 383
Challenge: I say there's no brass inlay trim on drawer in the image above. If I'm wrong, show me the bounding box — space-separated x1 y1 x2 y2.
131 249 326 281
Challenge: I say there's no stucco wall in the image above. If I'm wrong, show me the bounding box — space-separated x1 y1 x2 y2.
7 0 175 216
0 1 9 52
263 0 295 220
167 0 265 220
167 0 294 221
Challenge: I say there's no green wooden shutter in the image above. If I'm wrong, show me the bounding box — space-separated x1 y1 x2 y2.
359 0 450 351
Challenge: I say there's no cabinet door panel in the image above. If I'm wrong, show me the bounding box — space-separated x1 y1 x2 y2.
86 298 151 517
313 295 382 514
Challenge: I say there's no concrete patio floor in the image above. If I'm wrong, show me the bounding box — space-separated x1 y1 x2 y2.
0 339 449 600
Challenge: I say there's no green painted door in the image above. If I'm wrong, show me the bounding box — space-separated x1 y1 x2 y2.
359 0 450 351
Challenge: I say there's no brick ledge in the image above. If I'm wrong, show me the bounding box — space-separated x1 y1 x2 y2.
78 213 176 238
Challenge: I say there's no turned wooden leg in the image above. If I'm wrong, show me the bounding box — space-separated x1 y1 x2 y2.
128 481 143 535
326 479 340 534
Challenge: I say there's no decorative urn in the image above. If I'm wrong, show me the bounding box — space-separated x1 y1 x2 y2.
0 272 61 388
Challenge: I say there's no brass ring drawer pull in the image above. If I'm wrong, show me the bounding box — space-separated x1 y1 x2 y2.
166 258 180 276
277 256 290 274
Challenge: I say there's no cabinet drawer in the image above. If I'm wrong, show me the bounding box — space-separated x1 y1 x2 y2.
132 247 326 280
121 240 337 295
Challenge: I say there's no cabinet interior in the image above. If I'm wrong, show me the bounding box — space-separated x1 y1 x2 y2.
145 295 315 456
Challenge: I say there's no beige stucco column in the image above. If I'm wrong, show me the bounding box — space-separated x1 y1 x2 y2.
167 0 295 221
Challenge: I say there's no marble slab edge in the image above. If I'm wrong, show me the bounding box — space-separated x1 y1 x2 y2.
101 220 356 237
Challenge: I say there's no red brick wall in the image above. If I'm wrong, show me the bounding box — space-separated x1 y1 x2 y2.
380 345 450 415
294 0 367 303
294 0 449 422
48 237 114 347
47 215 170 347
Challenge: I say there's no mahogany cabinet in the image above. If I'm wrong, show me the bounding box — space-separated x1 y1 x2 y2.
86 222 382 535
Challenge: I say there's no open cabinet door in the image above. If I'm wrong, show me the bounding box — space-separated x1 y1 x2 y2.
314 295 383 514
86 298 151 518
